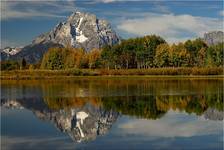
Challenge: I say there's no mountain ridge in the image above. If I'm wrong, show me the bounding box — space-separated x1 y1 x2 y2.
1 11 121 63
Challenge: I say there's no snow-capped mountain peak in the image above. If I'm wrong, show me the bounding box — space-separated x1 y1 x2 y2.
32 11 120 51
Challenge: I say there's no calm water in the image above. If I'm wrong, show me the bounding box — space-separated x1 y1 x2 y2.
1 78 223 150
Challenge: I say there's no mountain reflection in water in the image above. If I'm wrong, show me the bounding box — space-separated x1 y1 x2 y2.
1 78 223 149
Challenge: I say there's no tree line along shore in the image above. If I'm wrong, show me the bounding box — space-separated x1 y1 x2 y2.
1 35 223 77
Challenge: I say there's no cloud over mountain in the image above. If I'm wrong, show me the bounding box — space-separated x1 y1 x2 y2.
117 13 223 43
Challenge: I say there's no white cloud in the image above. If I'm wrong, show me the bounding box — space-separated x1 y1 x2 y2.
1 1 77 20
95 0 218 3
95 0 140 3
219 10 224 16
100 0 117 3
117 13 223 43
118 110 222 138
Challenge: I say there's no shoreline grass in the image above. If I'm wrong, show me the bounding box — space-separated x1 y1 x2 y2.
1 68 223 80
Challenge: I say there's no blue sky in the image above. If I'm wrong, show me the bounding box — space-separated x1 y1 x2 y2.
1 0 223 48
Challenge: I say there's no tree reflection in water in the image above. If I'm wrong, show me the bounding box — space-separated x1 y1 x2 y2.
1 78 223 142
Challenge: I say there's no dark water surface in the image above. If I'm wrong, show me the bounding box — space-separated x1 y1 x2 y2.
1 78 223 150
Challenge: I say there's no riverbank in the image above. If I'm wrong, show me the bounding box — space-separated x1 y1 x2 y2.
1 67 223 80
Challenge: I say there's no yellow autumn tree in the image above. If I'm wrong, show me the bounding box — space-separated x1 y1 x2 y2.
88 48 101 69
154 43 170 67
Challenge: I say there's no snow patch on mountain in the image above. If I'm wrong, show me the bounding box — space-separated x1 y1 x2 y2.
2 47 22 55
74 17 88 43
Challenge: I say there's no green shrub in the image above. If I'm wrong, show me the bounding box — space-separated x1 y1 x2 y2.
1 61 20 71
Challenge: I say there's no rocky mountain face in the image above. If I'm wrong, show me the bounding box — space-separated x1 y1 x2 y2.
203 31 224 46
1 11 120 63
1 47 22 55
33 12 120 50
0 47 22 61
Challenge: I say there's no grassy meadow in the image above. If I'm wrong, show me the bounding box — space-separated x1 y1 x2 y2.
1 67 223 80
